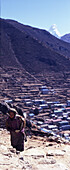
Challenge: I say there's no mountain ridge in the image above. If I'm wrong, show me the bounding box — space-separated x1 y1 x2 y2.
49 24 61 38
61 33 70 43
6 19 70 59
0 18 70 74
48 24 70 43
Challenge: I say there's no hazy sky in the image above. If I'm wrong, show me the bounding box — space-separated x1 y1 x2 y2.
1 0 70 36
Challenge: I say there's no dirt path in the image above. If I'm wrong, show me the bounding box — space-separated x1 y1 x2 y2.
0 129 70 170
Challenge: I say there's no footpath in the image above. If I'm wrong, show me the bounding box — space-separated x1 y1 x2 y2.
0 128 70 170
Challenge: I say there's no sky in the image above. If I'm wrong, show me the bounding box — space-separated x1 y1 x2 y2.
1 0 70 36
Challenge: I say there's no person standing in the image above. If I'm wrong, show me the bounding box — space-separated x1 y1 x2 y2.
6 108 26 152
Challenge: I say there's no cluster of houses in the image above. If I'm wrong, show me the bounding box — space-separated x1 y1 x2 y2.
0 67 70 142
3 84 70 142
26 94 70 141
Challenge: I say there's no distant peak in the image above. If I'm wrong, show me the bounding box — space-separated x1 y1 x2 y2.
49 24 61 38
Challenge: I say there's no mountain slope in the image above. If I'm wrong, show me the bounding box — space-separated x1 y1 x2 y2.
0 21 20 68
6 19 70 59
61 33 70 43
0 18 70 74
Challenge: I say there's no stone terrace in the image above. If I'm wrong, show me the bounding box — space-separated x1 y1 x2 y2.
0 67 70 106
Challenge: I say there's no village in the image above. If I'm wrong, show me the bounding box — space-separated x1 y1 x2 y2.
0 67 70 143
14 84 70 142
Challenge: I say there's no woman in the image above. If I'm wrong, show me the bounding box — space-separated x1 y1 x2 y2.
6 108 26 151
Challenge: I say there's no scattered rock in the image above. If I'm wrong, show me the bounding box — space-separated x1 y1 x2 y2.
38 158 56 164
9 148 16 153
46 150 65 156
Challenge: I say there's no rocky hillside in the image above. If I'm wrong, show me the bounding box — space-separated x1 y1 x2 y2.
0 18 70 74
0 127 70 170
